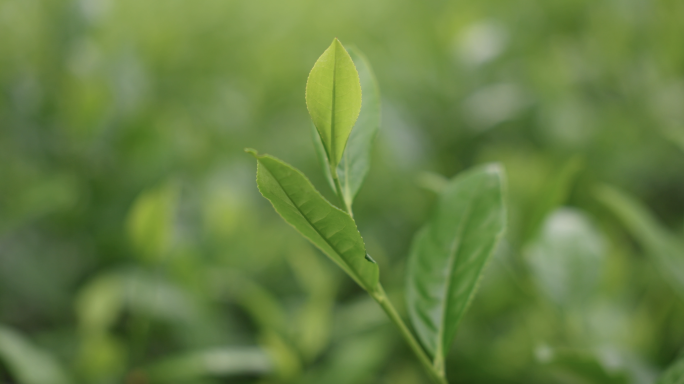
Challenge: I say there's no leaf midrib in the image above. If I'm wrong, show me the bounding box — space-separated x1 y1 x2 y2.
434 181 478 361
329 43 338 165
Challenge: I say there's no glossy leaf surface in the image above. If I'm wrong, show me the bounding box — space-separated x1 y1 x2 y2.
248 150 378 291
406 164 506 361
306 38 362 167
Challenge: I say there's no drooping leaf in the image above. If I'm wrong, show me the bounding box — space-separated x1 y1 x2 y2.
596 185 684 299
406 164 506 364
657 355 684 384
0 325 72 384
525 208 605 307
247 149 379 292
306 38 362 167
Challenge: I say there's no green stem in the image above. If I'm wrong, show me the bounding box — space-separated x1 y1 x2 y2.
330 163 353 218
329 167 443 382
371 285 448 384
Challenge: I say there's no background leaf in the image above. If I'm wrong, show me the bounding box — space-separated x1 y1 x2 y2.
406 164 506 363
306 38 362 167
596 185 684 299
657 355 684 384
249 150 379 292
126 182 179 263
523 156 583 242
525 208 605 307
337 47 381 207
0 325 72 384
145 347 273 383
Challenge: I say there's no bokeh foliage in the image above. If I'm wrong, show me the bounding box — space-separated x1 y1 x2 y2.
1 0 684 383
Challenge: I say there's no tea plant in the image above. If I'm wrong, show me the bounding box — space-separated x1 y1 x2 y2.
246 38 507 383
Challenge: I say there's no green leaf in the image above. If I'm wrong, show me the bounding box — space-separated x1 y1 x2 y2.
406 164 506 365
523 156 583 242
312 46 381 208
657 355 684 384
0 325 72 384
306 38 362 167
525 208 605 307
247 149 379 292
126 182 178 262
596 185 684 299
145 347 272 383
336 47 380 206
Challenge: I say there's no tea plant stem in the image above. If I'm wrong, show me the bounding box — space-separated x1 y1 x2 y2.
331 165 353 217
371 285 448 384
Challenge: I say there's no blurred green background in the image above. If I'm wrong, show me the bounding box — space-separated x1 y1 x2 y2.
1 0 684 383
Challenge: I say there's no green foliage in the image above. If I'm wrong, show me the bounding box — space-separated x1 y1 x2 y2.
145 347 272 383
597 185 684 299
306 38 362 168
251 42 506 383
525 208 605 307
126 183 179 262
0 326 72 384
658 356 684 384
2 0 684 383
406 165 506 364
249 150 379 292
314 46 381 208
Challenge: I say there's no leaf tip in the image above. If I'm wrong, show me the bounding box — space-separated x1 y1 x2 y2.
244 148 259 158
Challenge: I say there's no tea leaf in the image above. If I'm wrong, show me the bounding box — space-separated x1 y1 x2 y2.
248 150 379 292
406 164 506 364
596 185 684 299
657 355 684 384
306 38 362 167
0 325 72 384
525 208 605 307
312 46 381 207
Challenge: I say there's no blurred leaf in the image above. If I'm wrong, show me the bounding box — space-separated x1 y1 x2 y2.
212 271 301 378
221 271 289 335
525 208 605 307
406 164 506 365
302 331 392 384
535 346 629 384
416 171 449 194
314 46 381 208
596 185 684 299
248 150 379 292
145 346 272 383
75 274 123 334
286 246 339 361
0 325 72 384
260 330 302 380
126 183 178 262
75 334 126 384
306 38 362 167
657 355 684 384
524 156 584 242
